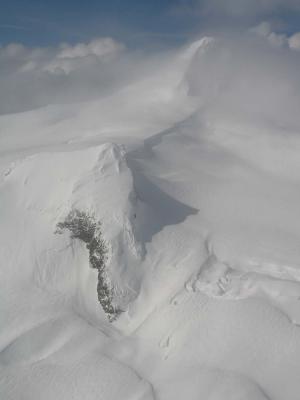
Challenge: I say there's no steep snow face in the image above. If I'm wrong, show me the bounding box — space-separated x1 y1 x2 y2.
0 142 157 400
0 142 145 320
1 36 300 400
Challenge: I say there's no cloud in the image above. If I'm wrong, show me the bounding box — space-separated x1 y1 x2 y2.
0 37 128 114
57 38 124 59
1 25 300 141
250 22 300 52
44 38 125 75
288 32 300 50
184 32 300 130
250 21 288 47
0 35 198 116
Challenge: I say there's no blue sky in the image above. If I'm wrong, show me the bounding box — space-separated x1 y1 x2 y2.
0 0 194 47
1 0 300 47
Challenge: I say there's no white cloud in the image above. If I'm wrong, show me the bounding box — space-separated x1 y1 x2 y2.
0 37 128 114
184 33 300 129
42 38 125 75
1 27 300 128
250 22 288 48
250 21 273 36
250 22 300 52
0 37 125 75
267 31 287 48
57 38 125 59
1 43 27 57
288 32 300 50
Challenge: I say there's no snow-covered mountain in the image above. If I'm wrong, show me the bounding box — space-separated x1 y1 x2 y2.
1 36 300 400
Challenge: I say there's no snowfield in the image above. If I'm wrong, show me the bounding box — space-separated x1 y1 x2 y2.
1 36 300 399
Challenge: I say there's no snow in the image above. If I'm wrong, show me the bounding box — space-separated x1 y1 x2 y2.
1 36 300 399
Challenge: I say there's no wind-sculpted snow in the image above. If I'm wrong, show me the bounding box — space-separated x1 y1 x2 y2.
2 36 300 400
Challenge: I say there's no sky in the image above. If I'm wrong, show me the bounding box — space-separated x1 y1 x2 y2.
0 0 191 47
1 0 300 48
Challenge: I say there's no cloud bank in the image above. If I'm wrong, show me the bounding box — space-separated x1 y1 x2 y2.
1 24 300 139
250 21 300 50
184 32 300 131
0 37 127 114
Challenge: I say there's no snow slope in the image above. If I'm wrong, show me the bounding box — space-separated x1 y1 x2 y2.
1 37 300 400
